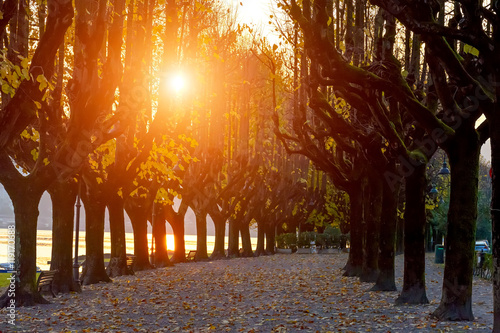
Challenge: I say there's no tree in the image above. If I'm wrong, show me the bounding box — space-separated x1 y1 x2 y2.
285 0 492 320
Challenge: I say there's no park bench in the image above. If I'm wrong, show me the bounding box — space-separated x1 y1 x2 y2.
126 256 136 272
37 270 58 297
186 250 197 261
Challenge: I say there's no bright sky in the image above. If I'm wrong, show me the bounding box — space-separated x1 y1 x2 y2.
226 0 278 42
229 0 271 26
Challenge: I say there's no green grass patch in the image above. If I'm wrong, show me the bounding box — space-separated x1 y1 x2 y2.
0 273 41 288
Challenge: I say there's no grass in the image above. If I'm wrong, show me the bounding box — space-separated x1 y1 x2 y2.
0 273 41 288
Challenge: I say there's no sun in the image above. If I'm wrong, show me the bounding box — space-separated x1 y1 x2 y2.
169 72 186 94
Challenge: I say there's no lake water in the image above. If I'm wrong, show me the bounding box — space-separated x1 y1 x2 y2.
0 228 257 270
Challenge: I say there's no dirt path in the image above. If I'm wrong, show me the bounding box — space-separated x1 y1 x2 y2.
0 252 493 332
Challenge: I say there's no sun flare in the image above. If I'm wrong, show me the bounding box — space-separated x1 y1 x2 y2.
169 73 186 94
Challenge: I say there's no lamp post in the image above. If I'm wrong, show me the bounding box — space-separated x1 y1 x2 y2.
437 157 450 246
438 159 451 176
430 185 438 196
73 176 82 284
151 201 156 266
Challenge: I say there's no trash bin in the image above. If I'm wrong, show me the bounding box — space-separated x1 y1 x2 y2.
435 244 444 264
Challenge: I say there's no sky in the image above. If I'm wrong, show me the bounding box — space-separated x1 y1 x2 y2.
228 0 272 27
482 140 491 162
226 0 280 44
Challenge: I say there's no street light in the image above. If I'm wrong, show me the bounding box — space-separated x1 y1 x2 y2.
438 159 450 176
73 176 82 284
429 185 438 195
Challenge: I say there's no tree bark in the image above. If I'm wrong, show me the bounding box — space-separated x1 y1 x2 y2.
165 202 187 263
227 217 240 257
240 222 254 257
125 199 153 271
432 128 479 321
491 89 500 332
361 176 381 283
255 220 266 256
209 205 227 259
80 184 111 285
48 179 81 293
372 166 399 291
396 162 429 304
344 182 363 277
265 223 276 254
106 192 131 277
194 210 209 260
152 203 171 268
0 180 47 307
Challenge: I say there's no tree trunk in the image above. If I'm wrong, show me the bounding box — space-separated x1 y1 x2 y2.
240 223 253 257
165 202 187 263
210 207 226 259
0 184 47 307
80 185 110 285
432 129 479 321
227 217 240 257
372 167 399 291
491 90 500 331
265 223 276 254
80 186 111 285
255 220 266 256
395 210 404 255
396 162 429 304
152 204 171 268
361 176 381 283
48 179 81 293
194 210 209 260
125 200 153 271
344 183 363 276
106 193 131 277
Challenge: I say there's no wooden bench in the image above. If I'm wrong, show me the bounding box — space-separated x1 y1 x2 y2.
186 250 197 261
37 270 58 297
126 256 136 272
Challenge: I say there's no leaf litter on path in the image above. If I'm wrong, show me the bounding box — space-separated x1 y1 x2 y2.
0 253 493 332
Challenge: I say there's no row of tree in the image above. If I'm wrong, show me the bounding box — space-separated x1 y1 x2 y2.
0 0 335 308
274 0 498 326
0 0 498 329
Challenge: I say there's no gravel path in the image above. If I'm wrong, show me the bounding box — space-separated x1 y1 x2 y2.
0 252 493 332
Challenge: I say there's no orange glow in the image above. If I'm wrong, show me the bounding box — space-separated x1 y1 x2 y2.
168 72 186 94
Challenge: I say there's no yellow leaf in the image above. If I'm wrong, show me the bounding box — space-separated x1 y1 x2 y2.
21 57 29 69
31 148 38 161
36 74 47 91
